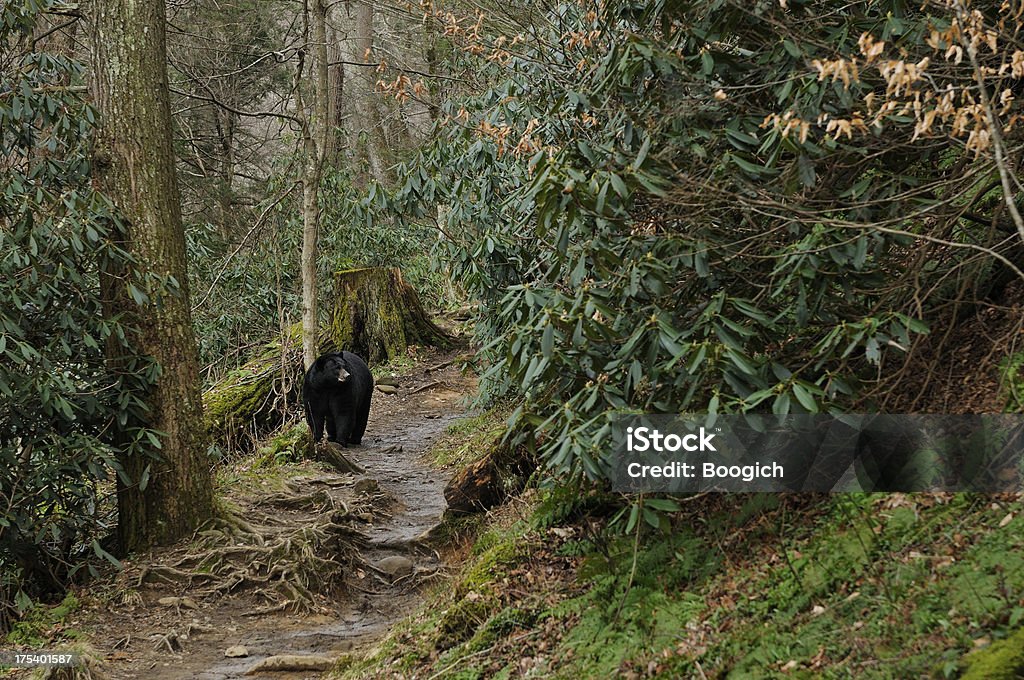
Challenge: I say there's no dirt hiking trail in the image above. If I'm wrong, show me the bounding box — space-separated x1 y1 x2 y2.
76 349 475 679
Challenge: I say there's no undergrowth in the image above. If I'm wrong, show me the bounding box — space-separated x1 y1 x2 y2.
331 492 1024 679
431 407 512 469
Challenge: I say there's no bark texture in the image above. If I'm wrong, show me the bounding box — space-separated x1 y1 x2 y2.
90 0 213 549
329 267 449 364
299 0 331 370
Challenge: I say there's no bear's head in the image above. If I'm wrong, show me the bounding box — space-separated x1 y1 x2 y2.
326 355 350 384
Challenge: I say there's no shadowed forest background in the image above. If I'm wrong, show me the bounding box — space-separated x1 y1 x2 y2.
3 0 1024 677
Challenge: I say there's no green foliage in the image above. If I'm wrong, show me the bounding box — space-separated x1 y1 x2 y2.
380 0 1021 486
0 0 158 628
186 208 300 378
1000 352 1024 412
339 494 1024 678
5 592 80 647
431 408 510 468
320 167 455 309
188 166 455 380
960 628 1024 680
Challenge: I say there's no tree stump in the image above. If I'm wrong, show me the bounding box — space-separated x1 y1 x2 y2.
444 456 504 514
329 267 449 364
443 439 537 515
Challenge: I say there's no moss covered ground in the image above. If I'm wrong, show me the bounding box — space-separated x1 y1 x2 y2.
331 489 1024 679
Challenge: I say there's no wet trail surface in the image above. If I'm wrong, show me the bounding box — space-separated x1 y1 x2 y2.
76 353 473 680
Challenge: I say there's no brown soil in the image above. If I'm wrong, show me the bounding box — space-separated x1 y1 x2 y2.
71 347 476 680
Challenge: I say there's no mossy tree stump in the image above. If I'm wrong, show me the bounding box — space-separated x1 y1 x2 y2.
329 267 448 364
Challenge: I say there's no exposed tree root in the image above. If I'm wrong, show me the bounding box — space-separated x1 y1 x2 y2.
312 440 365 474
257 488 335 511
127 496 372 612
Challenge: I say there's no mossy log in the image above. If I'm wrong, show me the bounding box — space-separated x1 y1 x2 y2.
443 439 536 515
205 267 447 452
203 341 304 453
329 267 449 364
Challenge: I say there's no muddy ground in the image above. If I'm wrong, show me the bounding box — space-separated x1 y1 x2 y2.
71 349 475 679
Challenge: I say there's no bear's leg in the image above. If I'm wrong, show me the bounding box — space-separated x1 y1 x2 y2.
350 392 371 445
306 400 326 442
330 394 352 446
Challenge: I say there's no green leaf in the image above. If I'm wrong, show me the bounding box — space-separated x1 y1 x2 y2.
725 348 757 376
635 135 651 168
865 336 881 365
625 503 640 533
700 50 714 74
541 323 555 357
730 153 766 176
609 173 628 198
782 39 802 58
772 391 792 415
645 498 681 512
791 383 818 412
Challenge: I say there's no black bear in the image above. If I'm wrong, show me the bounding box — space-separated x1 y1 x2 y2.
303 351 374 446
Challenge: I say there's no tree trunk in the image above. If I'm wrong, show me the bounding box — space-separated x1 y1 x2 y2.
400 14 434 143
298 0 331 370
351 0 386 185
89 0 213 549
330 267 449 364
300 144 320 371
325 4 346 165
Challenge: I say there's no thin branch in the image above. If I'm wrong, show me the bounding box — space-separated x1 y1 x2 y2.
191 182 300 312
168 86 301 125
327 58 461 82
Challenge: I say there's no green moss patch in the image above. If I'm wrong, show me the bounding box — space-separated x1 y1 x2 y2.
961 628 1024 680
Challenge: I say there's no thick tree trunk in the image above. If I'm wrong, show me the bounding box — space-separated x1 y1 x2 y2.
89 0 213 549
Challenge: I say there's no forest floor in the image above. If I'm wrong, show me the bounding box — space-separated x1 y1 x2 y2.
68 346 476 680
